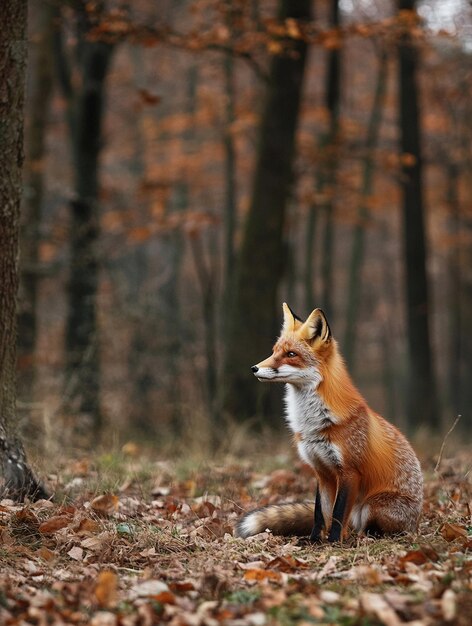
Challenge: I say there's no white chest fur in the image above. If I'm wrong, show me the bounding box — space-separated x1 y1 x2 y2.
284 383 342 470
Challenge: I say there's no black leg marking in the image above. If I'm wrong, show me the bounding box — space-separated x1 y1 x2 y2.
309 485 324 543
328 483 349 542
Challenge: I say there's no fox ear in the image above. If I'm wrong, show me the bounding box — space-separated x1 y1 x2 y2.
282 302 303 333
300 308 331 343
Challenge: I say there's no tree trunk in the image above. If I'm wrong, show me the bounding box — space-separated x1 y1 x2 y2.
305 0 340 317
319 0 341 321
446 162 461 420
304 200 318 311
222 1 238 315
344 51 387 369
0 0 47 500
398 0 439 430
190 231 219 431
223 0 311 421
17 0 55 401
61 4 113 434
461 214 472 430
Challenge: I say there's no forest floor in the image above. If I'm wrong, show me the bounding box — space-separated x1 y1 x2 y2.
0 443 471 626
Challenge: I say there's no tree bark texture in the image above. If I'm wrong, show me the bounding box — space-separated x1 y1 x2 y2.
0 0 48 500
305 0 340 318
446 162 462 420
344 51 387 370
60 4 113 433
398 0 439 430
18 0 55 401
224 0 311 421
461 215 472 430
222 1 238 315
319 0 341 321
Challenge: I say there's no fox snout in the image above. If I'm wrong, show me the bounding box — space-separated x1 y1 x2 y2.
251 357 281 382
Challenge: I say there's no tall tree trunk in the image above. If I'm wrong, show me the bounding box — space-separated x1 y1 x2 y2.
60 4 113 435
461 214 472 430
222 1 238 315
303 0 318 313
126 44 155 437
17 0 55 401
304 199 318 311
223 0 311 421
305 0 340 316
190 230 219 431
446 162 461 420
0 0 47 500
344 51 387 369
319 0 341 321
380 220 400 425
398 0 439 430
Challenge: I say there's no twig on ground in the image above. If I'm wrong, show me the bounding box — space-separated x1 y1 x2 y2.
434 415 461 474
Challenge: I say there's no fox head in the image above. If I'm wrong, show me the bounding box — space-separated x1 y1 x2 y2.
251 303 333 387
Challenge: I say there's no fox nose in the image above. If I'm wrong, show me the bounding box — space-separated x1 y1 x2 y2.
251 365 259 373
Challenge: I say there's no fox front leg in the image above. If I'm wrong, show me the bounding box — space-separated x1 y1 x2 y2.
309 485 324 543
328 483 349 542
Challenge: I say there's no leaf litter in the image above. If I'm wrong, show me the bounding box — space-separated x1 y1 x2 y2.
0 450 471 625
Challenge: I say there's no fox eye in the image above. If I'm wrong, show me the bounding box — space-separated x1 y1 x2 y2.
286 351 297 358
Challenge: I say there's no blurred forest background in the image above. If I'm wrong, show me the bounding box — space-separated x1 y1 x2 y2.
15 0 472 453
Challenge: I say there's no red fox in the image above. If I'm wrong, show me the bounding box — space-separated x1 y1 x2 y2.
236 303 423 542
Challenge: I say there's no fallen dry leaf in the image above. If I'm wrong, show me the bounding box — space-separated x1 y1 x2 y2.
360 592 402 626
243 568 282 583
440 522 468 542
39 515 71 534
67 546 84 561
441 589 456 622
266 555 308 571
350 564 385 584
399 549 429 567
36 546 56 561
95 570 118 608
129 580 170 599
90 494 119 516
90 611 117 626
76 517 102 535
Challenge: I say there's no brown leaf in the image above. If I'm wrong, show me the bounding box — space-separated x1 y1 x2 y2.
11 508 39 526
95 570 118 608
154 591 176 604
138 88 161 106
360 593 402 626
399 550 429 567
39 515 71 534
68 546 84 561
243 568 281 583
90 494 119 516
36 546 56 561
76 517 102 535
266 556 308 572
440 522 468 542
169 581 195 593
351 565 384 585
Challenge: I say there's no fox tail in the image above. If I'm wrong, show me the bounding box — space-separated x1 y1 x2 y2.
235 502 314 538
